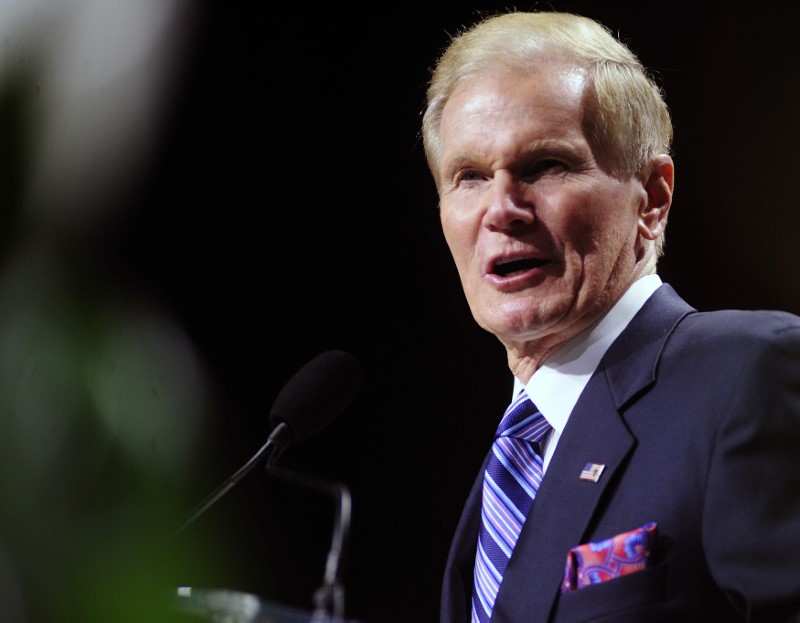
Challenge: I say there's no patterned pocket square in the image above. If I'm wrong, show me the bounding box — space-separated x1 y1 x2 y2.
561 521 658 593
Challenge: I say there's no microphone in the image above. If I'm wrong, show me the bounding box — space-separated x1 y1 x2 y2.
266 349 363 466
265 350 363 621
173 350 363 537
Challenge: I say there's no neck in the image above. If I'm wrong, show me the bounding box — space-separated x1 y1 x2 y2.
504 333 572 384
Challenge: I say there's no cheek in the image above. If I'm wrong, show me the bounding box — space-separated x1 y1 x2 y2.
440 207 474 263
440 218 461 264
560 196 638 260
554 202 605 258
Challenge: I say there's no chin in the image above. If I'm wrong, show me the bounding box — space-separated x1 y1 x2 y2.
478 297 574 342
478 313 547 343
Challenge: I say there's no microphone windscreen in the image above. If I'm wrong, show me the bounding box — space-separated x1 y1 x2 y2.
268 350 363 441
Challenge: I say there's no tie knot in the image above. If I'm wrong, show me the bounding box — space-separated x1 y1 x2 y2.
496 390 551 443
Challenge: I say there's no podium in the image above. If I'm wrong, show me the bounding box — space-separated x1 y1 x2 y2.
173 587 365 623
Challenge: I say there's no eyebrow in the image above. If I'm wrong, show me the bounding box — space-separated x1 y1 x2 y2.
441 138 583 176
520 138 582 157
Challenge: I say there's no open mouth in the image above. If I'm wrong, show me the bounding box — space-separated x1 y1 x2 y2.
492 257 549 278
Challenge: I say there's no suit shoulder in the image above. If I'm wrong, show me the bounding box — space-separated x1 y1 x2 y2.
678 308 800 339
654 309 800 423
667 309 800 367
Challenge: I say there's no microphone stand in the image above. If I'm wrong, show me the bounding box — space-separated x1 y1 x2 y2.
265 452 352 622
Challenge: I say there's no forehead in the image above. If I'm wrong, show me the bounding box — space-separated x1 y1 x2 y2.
439 64 589 157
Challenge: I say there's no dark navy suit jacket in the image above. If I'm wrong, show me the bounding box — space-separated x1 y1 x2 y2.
441 284 800 622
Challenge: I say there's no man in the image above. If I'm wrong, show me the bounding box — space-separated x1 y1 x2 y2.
422 10 800 623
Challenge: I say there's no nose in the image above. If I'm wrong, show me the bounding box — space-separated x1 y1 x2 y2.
484 170 534 232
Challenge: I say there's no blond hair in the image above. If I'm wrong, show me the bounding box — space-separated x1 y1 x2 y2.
422 11 672 185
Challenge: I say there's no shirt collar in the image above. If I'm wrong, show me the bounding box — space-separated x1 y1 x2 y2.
513 274 662 436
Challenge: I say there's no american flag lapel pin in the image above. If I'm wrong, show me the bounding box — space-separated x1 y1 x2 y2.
579 462 605 483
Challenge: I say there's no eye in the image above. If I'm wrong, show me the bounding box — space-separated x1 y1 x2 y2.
455 169 487 184
521 159 569 181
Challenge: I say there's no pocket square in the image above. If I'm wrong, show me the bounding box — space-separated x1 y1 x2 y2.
561 521 658 593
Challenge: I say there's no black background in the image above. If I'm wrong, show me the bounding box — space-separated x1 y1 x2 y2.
110 2 800 621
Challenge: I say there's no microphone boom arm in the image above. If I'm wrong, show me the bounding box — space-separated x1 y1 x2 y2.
173 422 292 538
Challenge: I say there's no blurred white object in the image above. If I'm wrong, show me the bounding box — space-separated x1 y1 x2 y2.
0 0 198 231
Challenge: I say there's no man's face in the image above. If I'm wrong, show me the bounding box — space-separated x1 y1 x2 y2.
437 64 650 351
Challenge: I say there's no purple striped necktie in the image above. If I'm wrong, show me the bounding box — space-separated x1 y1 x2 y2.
471 389 551 623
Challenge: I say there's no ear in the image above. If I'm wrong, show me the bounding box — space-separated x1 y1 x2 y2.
638 154 674 241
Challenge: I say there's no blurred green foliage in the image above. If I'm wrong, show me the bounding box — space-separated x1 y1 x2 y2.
0 3 229 621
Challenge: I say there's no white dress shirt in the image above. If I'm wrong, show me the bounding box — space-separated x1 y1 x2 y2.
512 274 662 472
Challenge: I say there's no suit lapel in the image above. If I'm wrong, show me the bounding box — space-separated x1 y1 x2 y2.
441 458 486 619
491 378 633 623
490 284 694 623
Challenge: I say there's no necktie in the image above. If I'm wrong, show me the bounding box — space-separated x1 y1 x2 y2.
471 390 551 623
